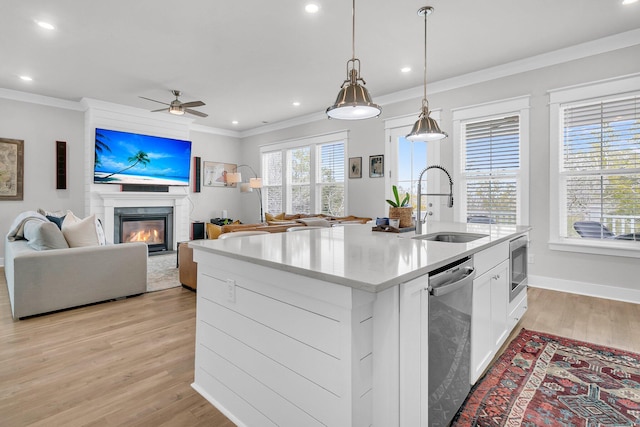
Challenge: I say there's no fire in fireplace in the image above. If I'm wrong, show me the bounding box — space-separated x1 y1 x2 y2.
122 218 166 245
114 206 174 253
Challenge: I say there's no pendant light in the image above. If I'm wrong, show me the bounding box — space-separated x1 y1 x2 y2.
406 6 447 141
326 0 381 120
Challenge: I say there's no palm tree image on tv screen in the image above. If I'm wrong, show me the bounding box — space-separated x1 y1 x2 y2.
94 128 191 186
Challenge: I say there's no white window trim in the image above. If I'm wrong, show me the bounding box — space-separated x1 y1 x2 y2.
548 73 640 258
384 111 442 215
260 130 348 215
452 96 530 225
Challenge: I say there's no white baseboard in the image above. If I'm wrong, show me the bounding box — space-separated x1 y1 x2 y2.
529 274 640 305
190 383 247 427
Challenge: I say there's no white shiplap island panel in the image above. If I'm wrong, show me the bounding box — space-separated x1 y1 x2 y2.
190 223 530 426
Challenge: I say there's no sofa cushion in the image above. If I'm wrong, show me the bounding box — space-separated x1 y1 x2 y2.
62 212 105 247
23 220 70 250
296 217 331 227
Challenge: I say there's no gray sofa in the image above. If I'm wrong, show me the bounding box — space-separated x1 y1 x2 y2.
4 214 148 320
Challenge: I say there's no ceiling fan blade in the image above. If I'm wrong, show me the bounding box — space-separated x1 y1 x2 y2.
151 108 168 112
185 108 208 118
139 96 170 106
181 100 205 108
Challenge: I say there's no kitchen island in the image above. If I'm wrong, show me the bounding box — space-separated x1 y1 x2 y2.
190 222 530 427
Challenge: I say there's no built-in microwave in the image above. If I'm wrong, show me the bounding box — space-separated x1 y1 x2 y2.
509 235 528 301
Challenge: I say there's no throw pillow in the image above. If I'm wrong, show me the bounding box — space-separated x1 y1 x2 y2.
23 220 70 250
37 208 66 218
45 214 66 230
62 211 101 247
205 223 222 239
265 212 286 221
95 218 107 245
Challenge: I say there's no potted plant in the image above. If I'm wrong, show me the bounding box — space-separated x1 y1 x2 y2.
386 185 413 228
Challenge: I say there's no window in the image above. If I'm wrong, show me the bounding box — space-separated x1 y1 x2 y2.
385 113 441 219
317 143 345 216
262 151 283 214
549 75 640 257
453 97 530 225
261 132 346 216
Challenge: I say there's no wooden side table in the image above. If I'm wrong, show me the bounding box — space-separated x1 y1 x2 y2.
177 241 197 291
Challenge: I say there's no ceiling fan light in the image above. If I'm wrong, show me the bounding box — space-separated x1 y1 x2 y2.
326 81 381 120
406 111 448 141
169 104 184 115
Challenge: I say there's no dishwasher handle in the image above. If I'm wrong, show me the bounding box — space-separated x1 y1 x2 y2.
429 267 475 297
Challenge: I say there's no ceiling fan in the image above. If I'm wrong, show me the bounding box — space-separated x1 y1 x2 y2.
140 90 208 117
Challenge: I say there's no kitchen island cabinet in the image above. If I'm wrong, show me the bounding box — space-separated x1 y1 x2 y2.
190 222 530 426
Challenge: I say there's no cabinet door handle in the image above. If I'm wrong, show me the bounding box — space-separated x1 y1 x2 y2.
492 274 501 280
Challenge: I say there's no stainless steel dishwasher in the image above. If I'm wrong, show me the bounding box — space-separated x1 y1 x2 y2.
428 257 475 426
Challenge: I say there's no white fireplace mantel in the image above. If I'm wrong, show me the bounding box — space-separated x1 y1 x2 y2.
95 192 190 249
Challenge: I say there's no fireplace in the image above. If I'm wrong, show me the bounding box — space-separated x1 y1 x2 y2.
114 206 173 254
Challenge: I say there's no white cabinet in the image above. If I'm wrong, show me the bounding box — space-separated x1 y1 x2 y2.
470 241 510 384
399 276 429 427
508 284 528 330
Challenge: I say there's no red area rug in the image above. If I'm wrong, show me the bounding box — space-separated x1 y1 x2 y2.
452 329 640 426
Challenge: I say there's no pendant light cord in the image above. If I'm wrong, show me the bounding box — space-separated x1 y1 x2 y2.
422 8 428 110
352 0 356 61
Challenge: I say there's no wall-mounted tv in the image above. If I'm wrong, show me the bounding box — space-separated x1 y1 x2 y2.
94 128 191 186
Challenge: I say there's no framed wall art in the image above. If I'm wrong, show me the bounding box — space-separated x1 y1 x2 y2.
348 157 362 179
0 138 24 201
203 161 237 187
369 154 384 178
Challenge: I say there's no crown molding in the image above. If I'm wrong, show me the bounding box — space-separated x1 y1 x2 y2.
2 29 639 138
0 88 84 111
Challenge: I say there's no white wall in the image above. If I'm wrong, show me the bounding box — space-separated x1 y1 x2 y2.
241 44 640 298
0 98 85 263
189 130 243 223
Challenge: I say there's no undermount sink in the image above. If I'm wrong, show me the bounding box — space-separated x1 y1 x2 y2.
412 232 488 243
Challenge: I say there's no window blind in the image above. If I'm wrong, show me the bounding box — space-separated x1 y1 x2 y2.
262 151 283 214
561 95 640 239
318 143 345 216
463 115 520 224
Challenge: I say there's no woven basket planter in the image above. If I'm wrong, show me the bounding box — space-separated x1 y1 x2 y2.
388 207 413 228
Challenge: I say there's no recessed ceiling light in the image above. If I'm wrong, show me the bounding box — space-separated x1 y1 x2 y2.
401 67 412 73
305 4 320 13
19 75 33 81
35 20 55 30
622 0 638 4
232 120 239 125
292 101 301 106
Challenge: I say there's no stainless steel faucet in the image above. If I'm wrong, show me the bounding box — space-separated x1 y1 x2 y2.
415 165 454 234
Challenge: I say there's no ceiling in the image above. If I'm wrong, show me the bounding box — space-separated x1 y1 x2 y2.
1 0 639 132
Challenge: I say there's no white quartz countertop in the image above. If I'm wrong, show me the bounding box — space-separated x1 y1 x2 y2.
189 222 531 293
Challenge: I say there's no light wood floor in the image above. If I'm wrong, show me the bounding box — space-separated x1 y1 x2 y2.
2 270 639 426
0 268 235 427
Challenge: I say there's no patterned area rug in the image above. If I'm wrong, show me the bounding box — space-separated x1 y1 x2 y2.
146 253 181 292
453 329 640 427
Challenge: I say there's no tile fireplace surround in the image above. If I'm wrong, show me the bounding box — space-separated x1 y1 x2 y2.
93 191 190 251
